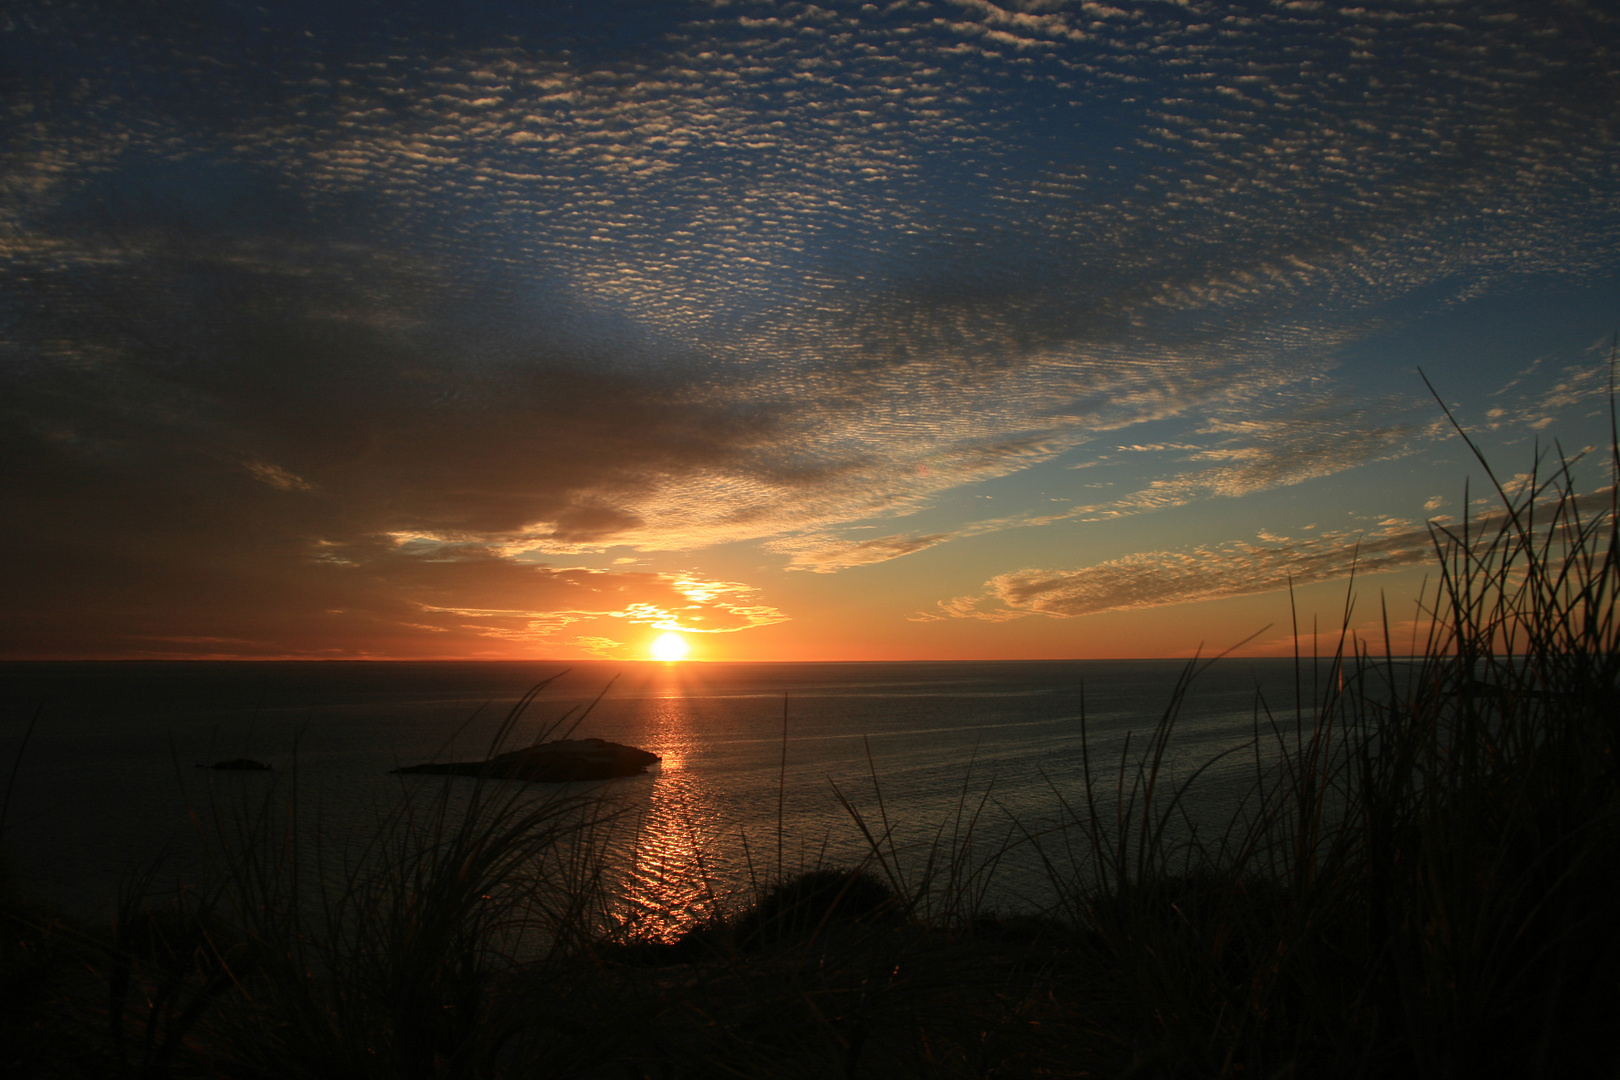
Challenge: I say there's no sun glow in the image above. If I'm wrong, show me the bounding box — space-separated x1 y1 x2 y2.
650 631 690 662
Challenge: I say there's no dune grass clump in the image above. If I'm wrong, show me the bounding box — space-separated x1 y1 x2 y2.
202 680 630 1079
1019 414 1620 1078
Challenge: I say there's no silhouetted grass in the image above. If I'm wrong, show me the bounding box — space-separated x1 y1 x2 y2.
4 402 1618 1078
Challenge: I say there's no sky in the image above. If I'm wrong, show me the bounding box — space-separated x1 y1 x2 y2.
2 0 1617 662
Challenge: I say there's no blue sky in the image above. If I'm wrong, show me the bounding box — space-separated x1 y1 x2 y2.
3 0 1616 660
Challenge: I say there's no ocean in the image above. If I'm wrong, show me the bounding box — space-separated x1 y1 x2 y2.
0 658 1332 932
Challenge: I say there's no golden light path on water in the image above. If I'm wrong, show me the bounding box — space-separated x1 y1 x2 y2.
603 665 736 943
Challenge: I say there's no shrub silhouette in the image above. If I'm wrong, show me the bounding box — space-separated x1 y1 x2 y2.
730 867 897 950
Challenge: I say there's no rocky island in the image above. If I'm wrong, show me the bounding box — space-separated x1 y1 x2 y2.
391 738 661 783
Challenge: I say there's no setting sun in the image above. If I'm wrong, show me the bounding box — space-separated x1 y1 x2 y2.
650 632 690 662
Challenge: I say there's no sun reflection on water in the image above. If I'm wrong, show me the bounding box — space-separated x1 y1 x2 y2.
608 682 732 944
613 773 728 943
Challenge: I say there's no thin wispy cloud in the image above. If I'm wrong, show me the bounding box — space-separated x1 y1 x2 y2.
768 532 956 573
926 522 1441 622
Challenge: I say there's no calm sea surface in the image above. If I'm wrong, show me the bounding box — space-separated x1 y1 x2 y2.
0 659 1335 931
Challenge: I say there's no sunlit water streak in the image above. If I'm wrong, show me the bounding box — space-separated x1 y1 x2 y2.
0 659 1340 932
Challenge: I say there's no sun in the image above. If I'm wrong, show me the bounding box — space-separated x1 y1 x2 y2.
650 631 690 662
